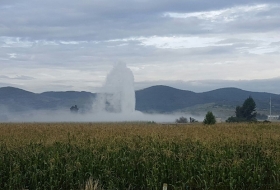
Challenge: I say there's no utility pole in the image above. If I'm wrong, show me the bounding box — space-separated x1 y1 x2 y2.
270 96 272 116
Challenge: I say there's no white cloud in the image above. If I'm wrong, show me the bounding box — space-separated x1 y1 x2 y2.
1 37 33 48
163 4 273 23
8 53 17 58
108 36 227 49
139 36 225 49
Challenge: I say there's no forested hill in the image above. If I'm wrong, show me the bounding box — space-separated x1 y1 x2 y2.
135 85 280 113
0 85 279 114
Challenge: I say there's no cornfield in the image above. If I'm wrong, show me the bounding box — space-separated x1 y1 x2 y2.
0 122 279 189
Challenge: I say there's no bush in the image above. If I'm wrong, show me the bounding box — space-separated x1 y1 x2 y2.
226 116 246 123
203 111 216 125
176 116 188 123
190 117 198 123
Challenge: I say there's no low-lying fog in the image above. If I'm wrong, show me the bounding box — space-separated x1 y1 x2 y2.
0 110 203 123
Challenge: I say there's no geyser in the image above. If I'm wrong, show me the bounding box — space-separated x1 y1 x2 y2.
95 62 135 113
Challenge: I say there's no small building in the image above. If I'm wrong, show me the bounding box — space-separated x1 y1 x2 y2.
268 115 279 121
215 117 222 123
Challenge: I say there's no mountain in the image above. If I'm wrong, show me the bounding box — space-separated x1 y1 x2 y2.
40 91 96 111
0 87 95 112
136 85 280 114
135 85 203 112
0 87 58 112
1 85 279 117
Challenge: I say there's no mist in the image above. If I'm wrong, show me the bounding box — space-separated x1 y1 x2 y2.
0 108 205 123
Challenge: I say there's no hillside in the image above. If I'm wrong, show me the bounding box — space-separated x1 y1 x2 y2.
135 85 280 114
0 87 95 112
40 91 96 111
135 85 202 112
0 85 279 118
0 87 58 112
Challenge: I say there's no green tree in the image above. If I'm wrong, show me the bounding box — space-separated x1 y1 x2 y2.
226 96 257 122
241 96 257 121
203 111 216 125
235 106 243 118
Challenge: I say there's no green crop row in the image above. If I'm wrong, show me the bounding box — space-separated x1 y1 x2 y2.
1 131 280 190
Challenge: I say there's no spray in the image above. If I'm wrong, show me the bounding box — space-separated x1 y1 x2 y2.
94 62 135 113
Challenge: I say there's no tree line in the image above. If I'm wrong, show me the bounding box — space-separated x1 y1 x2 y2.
176 96 259 125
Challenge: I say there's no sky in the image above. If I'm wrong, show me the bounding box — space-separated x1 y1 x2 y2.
0 0 280 94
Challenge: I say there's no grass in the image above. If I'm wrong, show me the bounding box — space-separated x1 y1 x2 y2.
0 122 280 189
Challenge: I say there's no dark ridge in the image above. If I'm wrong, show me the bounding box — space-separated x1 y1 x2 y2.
1 85 280 114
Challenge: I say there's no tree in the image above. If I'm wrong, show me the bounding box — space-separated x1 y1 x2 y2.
190 117 198 123
203 111 216 125
226 96 257 122
176 116 188 123
241 96 256 120
235 106 243 118
70 105 79 113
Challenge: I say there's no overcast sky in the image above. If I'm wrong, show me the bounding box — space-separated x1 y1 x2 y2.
0 0 280 93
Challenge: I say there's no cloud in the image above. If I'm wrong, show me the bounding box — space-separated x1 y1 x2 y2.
163 4 272 22
0 75 35 80
107 36 224 49
0 0 280 94
135 77 280 94
1 1 279 40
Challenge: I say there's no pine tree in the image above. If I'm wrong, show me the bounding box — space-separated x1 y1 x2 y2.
203 111 216 125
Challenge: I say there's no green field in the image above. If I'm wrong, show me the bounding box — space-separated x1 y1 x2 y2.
0 122 280 189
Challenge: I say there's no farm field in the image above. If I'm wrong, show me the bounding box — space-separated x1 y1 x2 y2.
0 122 280 189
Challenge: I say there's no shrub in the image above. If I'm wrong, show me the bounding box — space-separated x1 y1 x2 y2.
189 117 198 123
226 116 246 123
176 116 188 123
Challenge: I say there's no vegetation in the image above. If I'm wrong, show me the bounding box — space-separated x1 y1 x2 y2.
70 105 79 113
0 122 280 189
203 111 216 125
189 117 198 123
175 116 188 123
175 116 198 124
227 96 257 122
